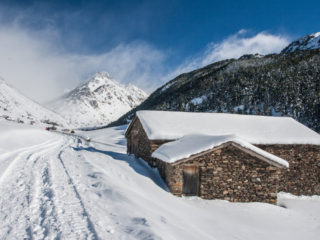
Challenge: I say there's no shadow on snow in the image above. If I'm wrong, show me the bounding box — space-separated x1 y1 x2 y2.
72 146 169 191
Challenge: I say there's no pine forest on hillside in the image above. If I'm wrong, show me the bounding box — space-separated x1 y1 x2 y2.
111 49 320 133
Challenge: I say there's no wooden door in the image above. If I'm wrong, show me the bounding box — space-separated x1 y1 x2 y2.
182 165 199 196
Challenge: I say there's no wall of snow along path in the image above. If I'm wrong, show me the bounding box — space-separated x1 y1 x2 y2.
151 134 289 167
136 111 320 145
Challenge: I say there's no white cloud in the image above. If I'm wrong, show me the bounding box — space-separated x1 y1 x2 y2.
0 25 166 102
167 30 290 79
202 30 290 65
0 25 291 103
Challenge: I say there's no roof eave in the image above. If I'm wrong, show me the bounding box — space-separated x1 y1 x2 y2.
229 142 288 169
125 115 138 137
169 141 288 168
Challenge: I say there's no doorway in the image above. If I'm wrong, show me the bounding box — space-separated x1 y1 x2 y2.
182 165 199 196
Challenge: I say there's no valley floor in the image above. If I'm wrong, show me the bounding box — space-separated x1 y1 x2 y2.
0 120 320 240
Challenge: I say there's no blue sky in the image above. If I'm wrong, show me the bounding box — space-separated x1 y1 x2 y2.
0 0 319 101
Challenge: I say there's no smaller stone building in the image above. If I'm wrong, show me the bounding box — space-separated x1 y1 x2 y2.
125 110 320 203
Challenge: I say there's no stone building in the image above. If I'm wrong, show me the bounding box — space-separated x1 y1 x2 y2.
125 110 320 203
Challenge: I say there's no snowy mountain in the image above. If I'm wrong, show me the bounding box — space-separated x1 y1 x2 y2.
50 72 148 128
0 77 66 126
282 32 320 53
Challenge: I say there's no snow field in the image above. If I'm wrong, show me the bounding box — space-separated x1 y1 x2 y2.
0 121 320 239
0 138 64 239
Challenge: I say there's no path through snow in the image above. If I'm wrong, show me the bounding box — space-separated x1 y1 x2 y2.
1 121 320 239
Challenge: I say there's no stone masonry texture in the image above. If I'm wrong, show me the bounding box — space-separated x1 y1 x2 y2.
126 117 320 203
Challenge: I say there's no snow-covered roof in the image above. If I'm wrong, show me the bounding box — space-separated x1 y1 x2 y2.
151 134 289 167
135 111 320 145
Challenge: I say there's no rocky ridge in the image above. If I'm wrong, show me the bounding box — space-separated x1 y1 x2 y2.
282 32 320 53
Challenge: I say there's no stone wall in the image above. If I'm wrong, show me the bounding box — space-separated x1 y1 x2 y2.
126 118 151 162
126 118 171 166
257 145 320 196
156 144 282 204
126 118 320 201
155 159 181 194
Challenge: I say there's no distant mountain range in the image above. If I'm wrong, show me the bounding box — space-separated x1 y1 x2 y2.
0 77 66 126
109 32 320 133
0 72 147 128
49 72 148 128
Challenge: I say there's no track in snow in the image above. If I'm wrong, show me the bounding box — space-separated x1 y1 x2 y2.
2 126 319 240
0 136 99 240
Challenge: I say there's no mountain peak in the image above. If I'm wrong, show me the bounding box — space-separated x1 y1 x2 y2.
282 32 320 53
84 72 117 92
93 71 112 79
50 72 148 128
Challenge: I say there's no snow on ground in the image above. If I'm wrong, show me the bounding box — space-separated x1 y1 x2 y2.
1 120 320 239
190 95 207 105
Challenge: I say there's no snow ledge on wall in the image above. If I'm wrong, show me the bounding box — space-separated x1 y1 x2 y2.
151 134 289 168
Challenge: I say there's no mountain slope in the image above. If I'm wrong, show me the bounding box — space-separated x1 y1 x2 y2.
0 77 66 126
110 35 320 133
282 32 320 53
50 72 147 128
